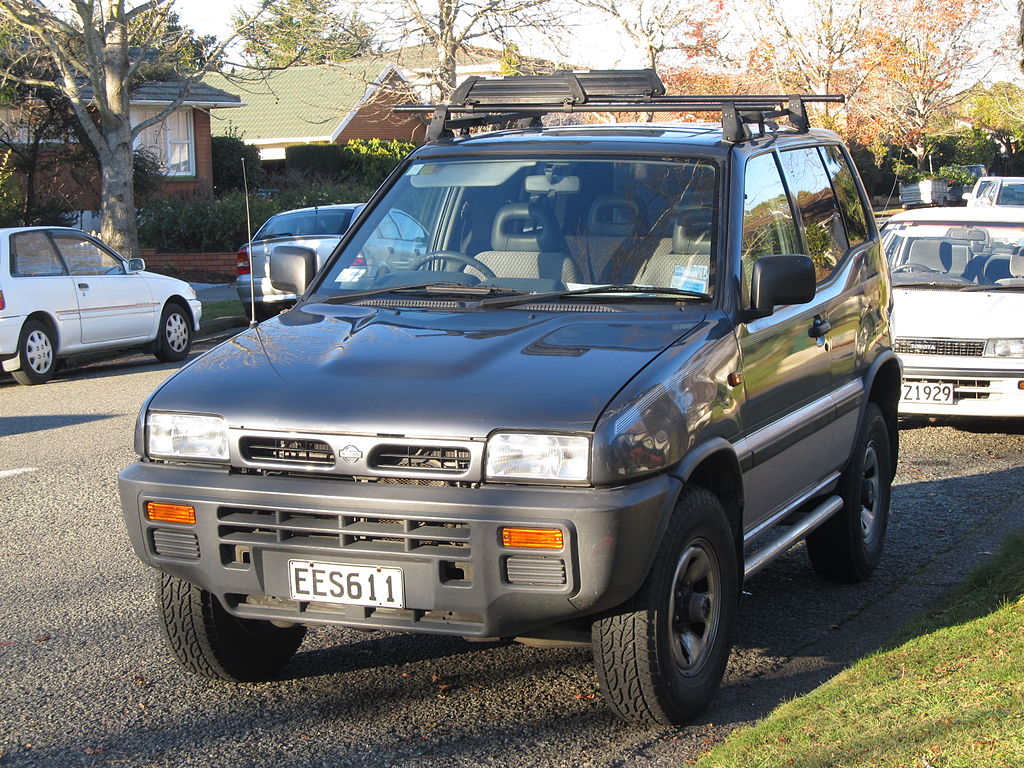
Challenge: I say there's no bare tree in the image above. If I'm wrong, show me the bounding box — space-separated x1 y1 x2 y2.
576 0 725 74
355 0 565 99
0 0 267 257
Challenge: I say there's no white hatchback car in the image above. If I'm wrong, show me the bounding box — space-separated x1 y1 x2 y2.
881 207 1024 417
965 176 1024 208
0 227 202 385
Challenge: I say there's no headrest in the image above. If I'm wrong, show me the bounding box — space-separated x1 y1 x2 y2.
672 206 714 254
492 202 563 252
587 195 639 236
1010 250 1024 278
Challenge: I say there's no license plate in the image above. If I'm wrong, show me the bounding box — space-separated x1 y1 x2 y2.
901 381 955 404
287 560 404 608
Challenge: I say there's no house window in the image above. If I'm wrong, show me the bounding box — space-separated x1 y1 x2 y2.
131 106 195 177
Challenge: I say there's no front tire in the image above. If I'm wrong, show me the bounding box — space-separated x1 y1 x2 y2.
806 402 892 582
591 486 738 724
154 303 193 362
157 573 306 682
11 319 57 385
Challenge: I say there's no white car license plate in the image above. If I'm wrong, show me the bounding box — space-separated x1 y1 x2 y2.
901 381 955 404
287 560 404 608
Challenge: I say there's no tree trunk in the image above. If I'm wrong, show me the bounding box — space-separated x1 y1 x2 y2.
98 124 138 259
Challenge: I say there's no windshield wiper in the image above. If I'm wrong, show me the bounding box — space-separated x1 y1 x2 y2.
478 284 711 309
317 282 530 305
960 283 1024 291
892 280 973 290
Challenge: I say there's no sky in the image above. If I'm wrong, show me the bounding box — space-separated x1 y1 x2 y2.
171 0 1021 82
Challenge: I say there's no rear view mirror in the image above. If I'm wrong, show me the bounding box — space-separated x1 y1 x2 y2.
745 254 816 320
127 258 145 272
525 174 580 194
270 245 317 295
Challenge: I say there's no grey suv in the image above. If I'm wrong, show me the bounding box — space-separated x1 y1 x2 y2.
119 71 900 725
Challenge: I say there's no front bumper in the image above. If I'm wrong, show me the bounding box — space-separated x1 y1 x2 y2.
899 362 1024 417
119 462 679 637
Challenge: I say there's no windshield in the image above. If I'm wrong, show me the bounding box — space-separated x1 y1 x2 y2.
255 208 356 240
881 219 1024 289
314 157 719 302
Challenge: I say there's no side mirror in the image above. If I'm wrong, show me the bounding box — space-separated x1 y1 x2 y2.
270 245 317 295
127 257 145 272
744 254 816 321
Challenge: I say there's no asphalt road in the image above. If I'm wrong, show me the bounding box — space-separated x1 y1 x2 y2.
2 340 1023 768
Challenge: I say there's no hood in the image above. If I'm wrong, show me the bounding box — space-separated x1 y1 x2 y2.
892 287 1024 339
150 303 703 436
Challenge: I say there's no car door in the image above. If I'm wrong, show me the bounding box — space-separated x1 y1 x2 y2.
736 151 835 532
50 232 156 344
7 231 82 348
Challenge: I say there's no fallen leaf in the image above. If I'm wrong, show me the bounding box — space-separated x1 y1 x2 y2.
34 634 51 643
0 640 14 647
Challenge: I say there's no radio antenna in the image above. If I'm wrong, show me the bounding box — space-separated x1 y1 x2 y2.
241 157 257 328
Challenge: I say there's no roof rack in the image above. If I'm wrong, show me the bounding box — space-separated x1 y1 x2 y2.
395 69 845 144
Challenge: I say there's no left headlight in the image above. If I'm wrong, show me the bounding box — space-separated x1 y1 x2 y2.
146 412 229 462
985 339 1024 358
485 433 589 483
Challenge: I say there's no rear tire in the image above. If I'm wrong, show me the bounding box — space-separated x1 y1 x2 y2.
591 486 738 724
807 402 891 582
11 319 56 385
154 303 193 362
157 573 306 682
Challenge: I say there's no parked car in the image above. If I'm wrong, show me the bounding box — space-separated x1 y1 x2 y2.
965 176 1024 208
236 204 362 320
882 206 1024 417
119 71 900 725
0 226 201 385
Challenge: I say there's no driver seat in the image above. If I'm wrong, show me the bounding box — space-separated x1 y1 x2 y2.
475 203 579 282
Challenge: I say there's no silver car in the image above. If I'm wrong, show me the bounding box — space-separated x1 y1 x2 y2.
236 203 361 320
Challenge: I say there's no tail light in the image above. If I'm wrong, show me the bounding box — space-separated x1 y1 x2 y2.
352 254 366 266
0 287 5 311
236 245 250 276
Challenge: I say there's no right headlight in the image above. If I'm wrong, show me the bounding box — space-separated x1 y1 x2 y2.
984 339 1024 358
485 432 590 483
146 411 229 462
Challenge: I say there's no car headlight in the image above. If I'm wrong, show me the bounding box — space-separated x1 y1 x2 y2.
485 433 589 482
146 412 229 462
985 339 1024 358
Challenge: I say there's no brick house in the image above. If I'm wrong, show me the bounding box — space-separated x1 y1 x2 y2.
205 62 426 164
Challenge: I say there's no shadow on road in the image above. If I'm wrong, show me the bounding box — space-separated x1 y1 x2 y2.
0 412 118 438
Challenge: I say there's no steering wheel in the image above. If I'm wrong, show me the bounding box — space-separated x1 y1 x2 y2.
409 251 497 280
893 263 938 273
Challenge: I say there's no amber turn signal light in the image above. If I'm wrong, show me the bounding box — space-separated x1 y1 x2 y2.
501 527 564 549
146 502 196 525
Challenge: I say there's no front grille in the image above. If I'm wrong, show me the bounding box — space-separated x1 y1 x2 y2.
218 506 471 558
894 337 985 357
240 437 335 468
370 444 471 473
354 298 461 309
152 528 200 559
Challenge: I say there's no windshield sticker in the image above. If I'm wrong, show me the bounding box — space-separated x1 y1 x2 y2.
671 264 709 294
337 267 367 283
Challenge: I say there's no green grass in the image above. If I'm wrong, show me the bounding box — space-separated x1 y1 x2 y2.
693 530 1024 768
201 298 246 323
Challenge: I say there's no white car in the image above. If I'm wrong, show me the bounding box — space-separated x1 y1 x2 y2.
882 207 1024 417
965 176 1024 208
0 227 202 385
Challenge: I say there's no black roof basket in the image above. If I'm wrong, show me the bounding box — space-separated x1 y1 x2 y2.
395 69 845 144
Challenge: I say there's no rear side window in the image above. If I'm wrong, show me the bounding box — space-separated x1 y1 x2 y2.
820 146 869 246
741 153 801 285
10 232 67 277
779 148 849 282
52 234 124 276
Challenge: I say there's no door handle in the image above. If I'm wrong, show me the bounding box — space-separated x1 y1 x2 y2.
77 282 90 290
808 315 831 338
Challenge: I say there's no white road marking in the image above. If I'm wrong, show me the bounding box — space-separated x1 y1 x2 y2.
0 467 38 479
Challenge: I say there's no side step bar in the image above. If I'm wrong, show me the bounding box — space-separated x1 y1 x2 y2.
743 495 844 581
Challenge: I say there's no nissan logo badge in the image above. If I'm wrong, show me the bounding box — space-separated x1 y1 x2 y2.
339 445 363 463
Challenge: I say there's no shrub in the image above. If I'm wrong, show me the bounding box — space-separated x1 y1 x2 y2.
286 138 416 188
211 133 266 195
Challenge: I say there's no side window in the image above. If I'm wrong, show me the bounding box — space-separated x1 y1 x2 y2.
741 153 801 285
10 232 67 277
779 148 849 282
820 146 869 246
52 235 125 276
